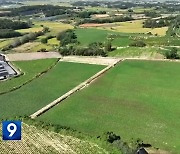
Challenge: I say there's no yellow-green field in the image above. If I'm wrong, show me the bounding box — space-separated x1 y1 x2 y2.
98 20 168 36
22 1 72 7
0 39 12 49
48 38 59 46
133 7 155 13
16 21 73 35
31 43 53 52
34 21 73 35
16 26 43 33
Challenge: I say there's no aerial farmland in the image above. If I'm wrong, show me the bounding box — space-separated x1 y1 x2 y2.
0 0 180 154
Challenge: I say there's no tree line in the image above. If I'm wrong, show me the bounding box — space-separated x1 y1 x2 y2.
0 29 21 38
78 16 133 25
57 30 109 56
2 27 49 51
143 19 170 28
1 5 75 17
78 11 106 18
0 19 30 30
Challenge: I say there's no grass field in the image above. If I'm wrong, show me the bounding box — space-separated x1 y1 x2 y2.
0 62 104 119
31 43 54 52
0 39 12 49
0 59 57 94
144 36 180 46
48 38 59 46
109 47 165 58
34 21 73 35
99 20 168 36
75 28 112 45
38 60 180 153
75 28 134 47
16 26 43 33
112 36 133 47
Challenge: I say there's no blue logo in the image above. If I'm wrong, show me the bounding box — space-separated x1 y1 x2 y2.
2 121 22 140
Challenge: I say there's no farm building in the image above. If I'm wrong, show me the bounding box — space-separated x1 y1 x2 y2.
0 54 16 80
137 147 169 154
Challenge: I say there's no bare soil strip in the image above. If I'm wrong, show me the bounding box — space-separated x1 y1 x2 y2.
6 52 62 61
30 59 122 119
61 56 121 66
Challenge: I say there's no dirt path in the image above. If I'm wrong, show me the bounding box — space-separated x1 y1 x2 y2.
6 52 62 61
30 59 122 119
61 56 121 66
30 56 180 119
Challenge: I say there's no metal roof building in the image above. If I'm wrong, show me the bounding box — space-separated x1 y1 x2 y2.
0 54 16 80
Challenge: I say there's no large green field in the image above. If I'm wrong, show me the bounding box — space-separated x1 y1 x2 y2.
38 60 180 153
0 62 104 119
0 59 57 94
75 28 134 47
109 46 165 58
75 28 112 46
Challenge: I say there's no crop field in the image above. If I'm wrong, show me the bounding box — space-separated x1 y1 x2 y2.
38 60 180 153
109 47 165 58
16 26 43 33
144 36 180 46
0 62 104 119
75 28 113 45
112 36 133 47
0 123 107 154
12 42 54 53
31 43 54 52
133 7 155 13
99 20 168 36
34 21 73 35
75 28 133 46
0 39 12 49
48 38 59 46
0 59 57 94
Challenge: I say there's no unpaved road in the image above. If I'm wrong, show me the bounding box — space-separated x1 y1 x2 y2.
6 52 62 61
61 56 121 66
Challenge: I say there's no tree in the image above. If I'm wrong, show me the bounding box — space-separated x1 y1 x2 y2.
21 35 30 44
41 38 48 44
129 40 146 47
11 38 21 47
165 48 179 59
105 40 112 52
57 30 77 46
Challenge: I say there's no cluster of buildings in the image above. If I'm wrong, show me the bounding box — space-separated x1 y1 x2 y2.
0 54 16 80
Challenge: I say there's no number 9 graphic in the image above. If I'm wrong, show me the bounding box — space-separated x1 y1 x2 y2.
7 123 17 137
2 120 22 140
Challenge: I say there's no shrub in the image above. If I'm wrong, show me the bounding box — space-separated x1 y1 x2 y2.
165 48 179 59
129 40 146 47
41 38 48 44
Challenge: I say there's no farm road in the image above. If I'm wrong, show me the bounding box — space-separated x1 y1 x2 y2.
30 58 122 119
6 52 62 61
61 56 121 65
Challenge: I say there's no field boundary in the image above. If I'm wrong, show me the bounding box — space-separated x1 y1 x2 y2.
30 59 122 119
0 58 60 96
125 58 180 62
30 57 180 119
6 52 62 61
